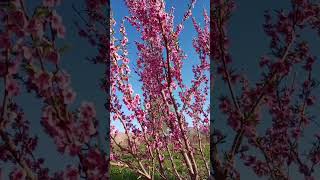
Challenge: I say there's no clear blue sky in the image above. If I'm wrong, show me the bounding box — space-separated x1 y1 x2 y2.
111 0 210 132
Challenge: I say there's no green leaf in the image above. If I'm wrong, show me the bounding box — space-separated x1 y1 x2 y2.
34 7 50 18
23 63 36 73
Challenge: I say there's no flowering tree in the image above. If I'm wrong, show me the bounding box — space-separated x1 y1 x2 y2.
0 0 108 179
211 0 320 179
94 0 210 179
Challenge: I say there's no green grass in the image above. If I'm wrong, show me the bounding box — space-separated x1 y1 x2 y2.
110 131 210 180
111 163 209 180
111 143 210 179
110 166 139 180
110 165 172 180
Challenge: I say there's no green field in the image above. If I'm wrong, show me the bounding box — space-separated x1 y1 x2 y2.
111 166 139 180
110 143 209 179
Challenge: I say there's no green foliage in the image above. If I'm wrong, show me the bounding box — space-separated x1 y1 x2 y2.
111 165 139 180
34 7 50 18
111 143 210 179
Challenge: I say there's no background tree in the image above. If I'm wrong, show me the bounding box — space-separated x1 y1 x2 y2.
211 0 320 179
0 0 109 179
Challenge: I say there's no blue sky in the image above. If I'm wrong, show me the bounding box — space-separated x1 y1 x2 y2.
111 0 210 132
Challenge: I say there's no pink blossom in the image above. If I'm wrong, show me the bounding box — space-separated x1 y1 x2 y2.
57 25 66 38
0 33 11 49
10 168 26 180
64 166 80 180
145 103 150 109
62 88 76 104
6 79 20 97
54 70 71 88
66 143 81 157
27 19 43 37
43 0 61 7
23 46 33 60
46 50 60 64
79 102 96 120
34 71 52 90
0 62 6 77
7 61 20 75
8 10 27 28
50 11 66 38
